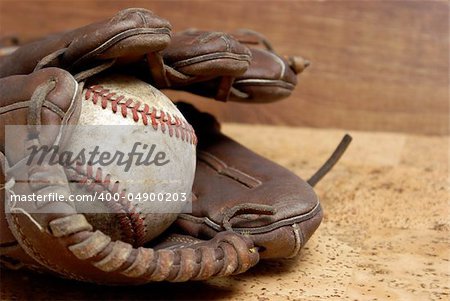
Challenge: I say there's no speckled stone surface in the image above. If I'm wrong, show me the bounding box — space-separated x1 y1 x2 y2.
1 124 448 300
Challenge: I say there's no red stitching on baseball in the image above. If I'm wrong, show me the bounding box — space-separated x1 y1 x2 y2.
85 85 197 145
65 162 147 247
151 107 158 130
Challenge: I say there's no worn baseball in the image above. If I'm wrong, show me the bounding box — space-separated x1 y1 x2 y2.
62 74 197 247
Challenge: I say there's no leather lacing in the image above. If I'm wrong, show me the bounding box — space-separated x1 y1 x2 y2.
222 203 276 232
26 78 57 137
33 47 115 82
49 213 259 282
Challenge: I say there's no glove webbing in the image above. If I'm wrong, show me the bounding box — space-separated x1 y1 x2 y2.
48 213 258 282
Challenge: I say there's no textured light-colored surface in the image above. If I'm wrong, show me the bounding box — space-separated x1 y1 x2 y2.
1 124 448 300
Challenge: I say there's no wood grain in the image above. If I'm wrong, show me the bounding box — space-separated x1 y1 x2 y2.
0 0 448 135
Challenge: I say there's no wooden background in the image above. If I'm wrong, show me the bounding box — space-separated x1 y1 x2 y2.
0 0 448 135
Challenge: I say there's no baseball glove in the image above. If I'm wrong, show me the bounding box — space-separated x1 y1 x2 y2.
0 8 348 284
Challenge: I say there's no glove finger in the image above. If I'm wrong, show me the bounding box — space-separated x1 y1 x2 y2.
0 8 171 78
228 29 309 102
231 28 310 74
183 48 302 103
163 29 251 78
149 231 259 281
146 29 251 101
152 29 308 102
229 48 298 102
0 68 81 164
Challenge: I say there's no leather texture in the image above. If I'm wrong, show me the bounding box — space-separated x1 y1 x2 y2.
0 68 81 163
175 103 322 259
0 8 172 78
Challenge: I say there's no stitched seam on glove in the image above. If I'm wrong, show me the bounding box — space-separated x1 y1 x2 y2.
170 52 251 68
178 201 321 235
233 79 295 89
72 27 172 68
198 151 261 188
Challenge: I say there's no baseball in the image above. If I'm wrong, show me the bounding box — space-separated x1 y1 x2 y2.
62 73 197 246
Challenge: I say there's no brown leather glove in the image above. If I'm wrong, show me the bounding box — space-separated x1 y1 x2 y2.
0 8 341 285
